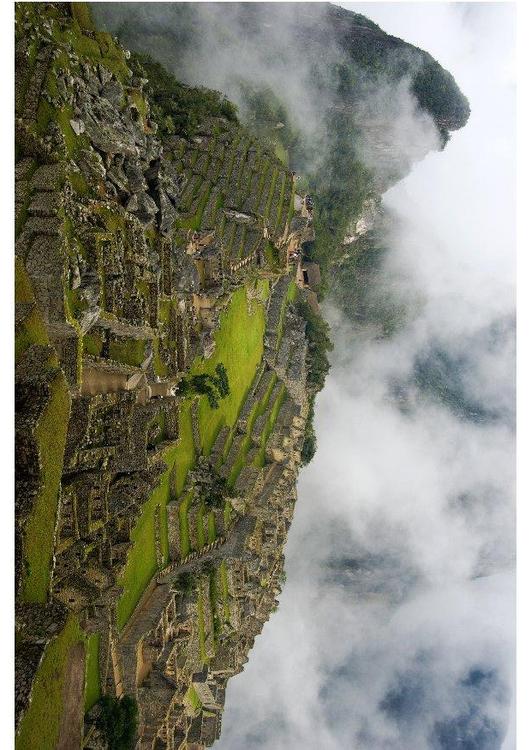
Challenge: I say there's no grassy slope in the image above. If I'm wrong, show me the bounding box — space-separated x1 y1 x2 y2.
16 616 84 750
84 633 101 711
22 371 71 602
116 278 268 630
15 259 72 603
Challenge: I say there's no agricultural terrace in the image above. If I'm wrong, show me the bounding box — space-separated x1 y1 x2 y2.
116 279 269 630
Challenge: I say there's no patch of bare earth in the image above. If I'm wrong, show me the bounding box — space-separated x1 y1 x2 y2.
56 643 85 750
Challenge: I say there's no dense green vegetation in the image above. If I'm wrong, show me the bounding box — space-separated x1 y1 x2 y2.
176 363 230 409
295 297 333 466
96 694 138 750
329 217 409 335
239 83 301 168
296 298 333 392
129 52 238 139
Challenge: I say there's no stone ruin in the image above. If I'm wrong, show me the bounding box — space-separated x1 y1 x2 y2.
15 4 320 749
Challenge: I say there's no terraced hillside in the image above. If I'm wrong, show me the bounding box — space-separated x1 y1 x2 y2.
15 4 320 749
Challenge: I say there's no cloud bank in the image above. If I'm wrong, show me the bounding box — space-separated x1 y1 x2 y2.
213 4 516 749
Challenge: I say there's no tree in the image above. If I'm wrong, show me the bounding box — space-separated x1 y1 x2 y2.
175 363 230 409
96 695 138 750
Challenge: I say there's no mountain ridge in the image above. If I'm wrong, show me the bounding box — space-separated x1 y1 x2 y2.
14 3 469 749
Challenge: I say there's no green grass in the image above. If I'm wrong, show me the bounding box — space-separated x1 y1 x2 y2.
22 371 71 602
153 338 169 378
84 633 101 711
158 300 172 324
71 2 96 31
68 169 90 196
175 404 196 495
255 385 286 467
276 173 287 231
178 492 193 559
56 106 89 158
274 141 289 166
207 512 217 543
82 331 103 357
209 569 221 641
196 505 206 549
116 446 180 629
227 373 276 487
287 279 298 303
117 401 195 623
196 279 269 454
109 338 146 367
184 684 202 713
16 616 84 750
219 562 231 621
286 180 296 227
15 306 49 362
116 280 268 629
264 240 280 270
15 260 71 603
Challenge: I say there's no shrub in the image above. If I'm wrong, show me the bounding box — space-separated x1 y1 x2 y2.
173 571 195 595
176 364 230 410
129 52 238 139
96 694 138 750
203 471 232 510
296 299 333 392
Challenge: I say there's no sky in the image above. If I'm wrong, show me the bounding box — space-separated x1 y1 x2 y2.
212 4 516 750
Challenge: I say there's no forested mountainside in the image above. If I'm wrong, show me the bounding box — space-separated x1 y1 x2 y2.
93 1 469 307
14 3 468 749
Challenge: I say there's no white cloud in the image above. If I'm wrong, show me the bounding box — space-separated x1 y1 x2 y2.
215 4 515 749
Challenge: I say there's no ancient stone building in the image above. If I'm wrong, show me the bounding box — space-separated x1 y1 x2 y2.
15 4 315 748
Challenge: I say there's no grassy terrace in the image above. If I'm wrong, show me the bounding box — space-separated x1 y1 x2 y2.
254 385 287 467
15 259 71 603
116 278 269 630
116 404 195 629
84 633 101 711
17 616 102 750
275 172 287 232
108 338 146 367
184 684 202 714
263 168 278 224
16 616 84 750
227 372 277 487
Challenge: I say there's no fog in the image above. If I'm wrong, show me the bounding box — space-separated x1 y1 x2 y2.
93 2 447 183
214 4 516 750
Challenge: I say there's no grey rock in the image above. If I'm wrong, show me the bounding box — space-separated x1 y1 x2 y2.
100 79 123 108
69 119 85 136
126 191 158 224
158 188 176 236
78 149 106 183
124 159 146 193
84 116 138 157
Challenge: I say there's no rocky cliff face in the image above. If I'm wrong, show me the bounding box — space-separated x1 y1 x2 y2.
14 4 468 750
